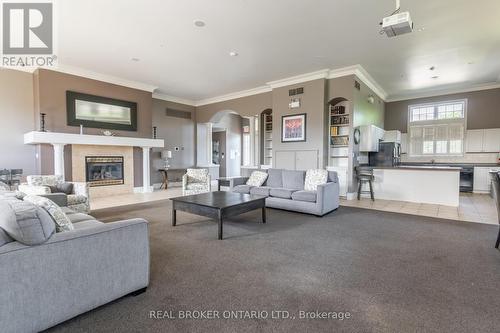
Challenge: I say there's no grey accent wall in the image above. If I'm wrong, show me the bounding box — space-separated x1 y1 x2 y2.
272 79 327 168
385 88 500 132
151 98 196 184
0 69 37 177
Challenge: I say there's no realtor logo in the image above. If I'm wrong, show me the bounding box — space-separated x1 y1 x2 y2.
1 1 56 67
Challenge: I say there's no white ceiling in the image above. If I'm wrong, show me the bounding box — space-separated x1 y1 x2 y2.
58 0 500 102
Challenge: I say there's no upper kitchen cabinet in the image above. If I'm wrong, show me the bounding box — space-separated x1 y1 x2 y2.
465 128 500 153
358 125 385 152
482 128 500 152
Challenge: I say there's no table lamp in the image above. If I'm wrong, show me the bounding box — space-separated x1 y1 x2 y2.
161 150 172 169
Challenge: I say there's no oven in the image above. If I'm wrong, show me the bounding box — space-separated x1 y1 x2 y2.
460 166 474 192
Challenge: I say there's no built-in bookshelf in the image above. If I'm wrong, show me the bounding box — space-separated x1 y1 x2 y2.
329 104 351 167
263 112 273 166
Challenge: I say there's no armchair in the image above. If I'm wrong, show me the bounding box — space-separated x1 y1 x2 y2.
19 175 90 213
182 168 211 196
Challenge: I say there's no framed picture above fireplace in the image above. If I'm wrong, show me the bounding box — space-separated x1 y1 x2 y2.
66 91 138 131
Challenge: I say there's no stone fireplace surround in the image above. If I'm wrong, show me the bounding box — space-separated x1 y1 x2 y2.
24 131 164 195
73 145 132 198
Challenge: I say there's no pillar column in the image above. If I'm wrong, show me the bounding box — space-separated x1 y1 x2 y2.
53 143 66 180
142 147 152 193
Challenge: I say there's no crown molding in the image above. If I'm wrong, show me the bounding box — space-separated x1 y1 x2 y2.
327 65 359 79
328 65 388 101
266 69 330 89
36 65 158 92
353 65 388 101
195 85 272 107
152 92 197 106
386 82 500 102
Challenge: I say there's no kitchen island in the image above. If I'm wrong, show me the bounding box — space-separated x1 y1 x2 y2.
370 166 461 206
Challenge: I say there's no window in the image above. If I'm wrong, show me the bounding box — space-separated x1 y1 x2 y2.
408 100 466 156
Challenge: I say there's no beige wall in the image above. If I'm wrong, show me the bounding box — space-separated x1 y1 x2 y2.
385 88 500 132
0 69 37 176
272 79 327 168
196 92 272 123
33 69 153 186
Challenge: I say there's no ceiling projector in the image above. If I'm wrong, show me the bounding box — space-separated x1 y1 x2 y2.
382 11 413 37
380 0 413 37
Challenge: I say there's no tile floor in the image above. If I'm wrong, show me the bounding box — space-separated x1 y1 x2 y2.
341 193 498 225
91 187 498 225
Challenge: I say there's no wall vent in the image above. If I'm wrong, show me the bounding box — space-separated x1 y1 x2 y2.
288 87 304 96
354 80 361 91
166 108 191 119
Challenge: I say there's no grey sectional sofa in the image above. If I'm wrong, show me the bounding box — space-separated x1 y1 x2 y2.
0 194 150 333
232 168 339 216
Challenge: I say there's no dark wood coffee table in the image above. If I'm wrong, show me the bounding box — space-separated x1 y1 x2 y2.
170 191 267 240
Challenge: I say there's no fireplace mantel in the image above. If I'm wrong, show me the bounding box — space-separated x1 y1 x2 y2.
24 131 164 148
24 131 164 193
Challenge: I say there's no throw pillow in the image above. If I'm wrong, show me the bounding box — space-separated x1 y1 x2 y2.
0 199 56 245
246 171 268 187
23 195 74 232
49 182 74 195
0 181 10 192
304 169 328 191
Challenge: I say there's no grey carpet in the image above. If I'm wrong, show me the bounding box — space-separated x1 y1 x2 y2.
47 201 500 333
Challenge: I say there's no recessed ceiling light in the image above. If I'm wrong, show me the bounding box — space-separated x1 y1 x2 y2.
229 51 238 57
431 76 439 79
194 20 205 27
131 58 140 62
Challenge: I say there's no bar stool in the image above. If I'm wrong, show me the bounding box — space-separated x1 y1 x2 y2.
356 167 374 201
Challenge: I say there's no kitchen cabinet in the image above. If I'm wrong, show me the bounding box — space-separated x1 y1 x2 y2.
400 133 408 154
466 129 500 153
473 166 500 193
383 130 401 143
358 125 385 152
466 130 484 152
483 129 500 152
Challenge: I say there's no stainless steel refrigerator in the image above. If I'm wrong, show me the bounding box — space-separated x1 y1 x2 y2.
368 142 401 167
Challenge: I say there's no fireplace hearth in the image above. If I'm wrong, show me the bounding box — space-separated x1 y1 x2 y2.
85 156 124 187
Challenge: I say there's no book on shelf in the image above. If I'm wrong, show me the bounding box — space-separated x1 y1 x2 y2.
331 115 349 125
330 136 349 146
330 105 346 115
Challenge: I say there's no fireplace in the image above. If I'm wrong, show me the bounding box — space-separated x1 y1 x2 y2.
85 156 124 187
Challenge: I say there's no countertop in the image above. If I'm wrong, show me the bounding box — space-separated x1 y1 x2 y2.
370 165 462 171
402 162 500 168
